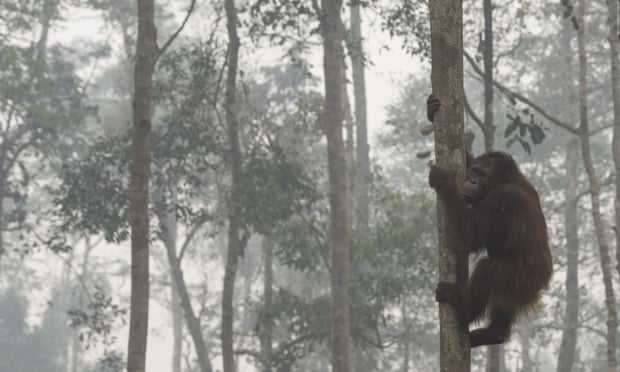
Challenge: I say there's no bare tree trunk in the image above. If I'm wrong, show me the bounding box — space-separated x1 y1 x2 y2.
321 0 351 371
606 0 620 280
557 139 580 372
350 0 370 228
428 0 470 370
577 2 618 371
482 0 495 153
222 0 242 370
342 60 355 226
482 2 500 369
127 1 156 370
260 233 274 372
557 15 580 372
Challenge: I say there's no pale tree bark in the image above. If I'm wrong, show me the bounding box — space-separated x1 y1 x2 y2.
557 15 580 372
345 4 372 369
606 0 620 280
222 0 242 370
428 0 470 370
577 1 618 371
557 138 580 372
321 0 351 371
350 0 370 228
481 0 495 153
482 1 500 369
342 61 355 226
127 0 156 371
260 233 274 372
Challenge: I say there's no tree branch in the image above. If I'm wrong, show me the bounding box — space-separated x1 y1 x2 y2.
463 92 484 133
156 0 197 60
464 51 580 136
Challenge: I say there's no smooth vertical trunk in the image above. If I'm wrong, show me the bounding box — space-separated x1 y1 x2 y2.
606 0 620 280
482 1 499 369
577 2 618 371
557 15 580 372
350 0 370 227
321 0 351 371
127 1 156 371
222 0 242 370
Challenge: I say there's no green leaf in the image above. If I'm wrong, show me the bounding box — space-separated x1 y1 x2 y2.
529 125 546 145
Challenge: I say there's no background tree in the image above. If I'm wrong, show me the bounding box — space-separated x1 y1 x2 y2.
222 0 243 370
127 0 157 370
576 1 618 371
320 0 352 370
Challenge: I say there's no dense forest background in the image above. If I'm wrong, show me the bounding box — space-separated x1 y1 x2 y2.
0 0 619 371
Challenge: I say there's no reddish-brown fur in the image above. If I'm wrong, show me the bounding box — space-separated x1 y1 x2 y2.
429 151 552 347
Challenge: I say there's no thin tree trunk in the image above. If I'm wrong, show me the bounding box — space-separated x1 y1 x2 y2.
350 0 370 228
346 7 371 367
482 1 500 369
342 60 355 226
321 0 351 371
557 15 580 372
222 0 242 370
127 1 156 370
606 0 620 280
260 233 274 372
577 2 618 371
428 0 470 369
557 139 580 372
482 0 495 153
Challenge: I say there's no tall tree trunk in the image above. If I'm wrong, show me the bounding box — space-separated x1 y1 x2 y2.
346 5 371 367
342 60 355 226
350 0 370 228
482 1 500 369
557 139 580 372
557 15 580 372
577 2 618 371
482 0 495 153
606 0 620 280
127 1 156 371
222 0 242 370
321 0 351 371
260 233 274 372
428 0 470 370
